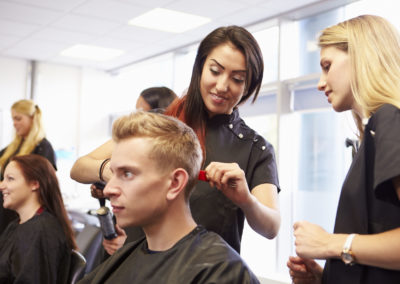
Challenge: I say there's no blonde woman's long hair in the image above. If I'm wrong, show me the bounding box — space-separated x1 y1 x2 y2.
0 100 46 171
318 15 400 137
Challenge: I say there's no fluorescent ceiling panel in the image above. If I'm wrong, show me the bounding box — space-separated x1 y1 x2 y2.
128 8 211 33
60 44 124 61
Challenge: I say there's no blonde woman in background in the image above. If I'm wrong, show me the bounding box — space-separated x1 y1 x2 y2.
287 15 400 284
0 99 56 232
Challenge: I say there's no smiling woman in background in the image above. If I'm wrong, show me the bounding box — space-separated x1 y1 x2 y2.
0 154 76 284
0 99 57 233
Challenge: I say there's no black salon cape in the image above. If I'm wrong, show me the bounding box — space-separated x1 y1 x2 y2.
78 226 260 284
322 104 400 284
190 109 280 253
0 210 71 284
0 138 57 233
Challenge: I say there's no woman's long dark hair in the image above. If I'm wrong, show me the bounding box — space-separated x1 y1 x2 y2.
11 154 77 250
165 25 264 152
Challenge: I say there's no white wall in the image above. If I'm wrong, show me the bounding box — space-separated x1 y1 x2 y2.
0 56 28 147
0 58 121 210
0 55 179 211
259 277 291 284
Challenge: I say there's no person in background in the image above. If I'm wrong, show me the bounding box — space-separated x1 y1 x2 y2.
287 15 400 284
135 86 178 113
0 154 76 284
70 86 177 184
70 86 177 255
71 26 281 255
78 111 259 284
0 99 57 233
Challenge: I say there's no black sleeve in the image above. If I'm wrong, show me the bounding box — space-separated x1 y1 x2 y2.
249 136 280 192
373 104 400 206
33 138 57 170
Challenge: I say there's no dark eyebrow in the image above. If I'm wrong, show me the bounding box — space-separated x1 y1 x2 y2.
115 166 132 172
210 59 246 74
114 165 140 175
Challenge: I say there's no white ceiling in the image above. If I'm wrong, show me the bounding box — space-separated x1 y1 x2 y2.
0 0 356 72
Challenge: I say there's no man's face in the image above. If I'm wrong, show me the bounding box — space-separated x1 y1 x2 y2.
104 137 171 228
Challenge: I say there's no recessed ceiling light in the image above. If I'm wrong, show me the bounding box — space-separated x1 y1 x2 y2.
60 44 124 61
128 8 211 33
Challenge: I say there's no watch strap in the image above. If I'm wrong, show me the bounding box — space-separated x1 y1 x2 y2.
343 233 356 251
341 233 356 265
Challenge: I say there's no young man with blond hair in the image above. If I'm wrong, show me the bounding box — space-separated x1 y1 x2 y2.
78 111 259 284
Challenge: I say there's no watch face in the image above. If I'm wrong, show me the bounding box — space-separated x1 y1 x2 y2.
342 252 354 265
343 253 352 262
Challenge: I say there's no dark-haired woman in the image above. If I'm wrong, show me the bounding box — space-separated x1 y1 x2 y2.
136 86 178 113
164 25 281 253
0 154 76 284
71 26 281 254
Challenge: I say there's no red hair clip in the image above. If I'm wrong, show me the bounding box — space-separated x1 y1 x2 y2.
198 170 237 187
198 170 208 181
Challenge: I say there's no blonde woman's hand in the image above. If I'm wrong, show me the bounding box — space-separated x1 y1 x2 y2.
287 256 323 284
293 221 333 259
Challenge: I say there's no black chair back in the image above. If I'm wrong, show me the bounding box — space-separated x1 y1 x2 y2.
69 249 86 284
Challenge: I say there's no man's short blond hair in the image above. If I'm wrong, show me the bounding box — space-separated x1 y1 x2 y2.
112 111 202 199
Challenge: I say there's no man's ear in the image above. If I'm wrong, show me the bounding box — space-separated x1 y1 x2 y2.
166 168 188 201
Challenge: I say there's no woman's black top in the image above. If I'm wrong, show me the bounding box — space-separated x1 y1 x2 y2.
322 104 400 284
190 109 280 253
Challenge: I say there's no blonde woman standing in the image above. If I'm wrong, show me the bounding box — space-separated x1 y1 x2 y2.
287 15 400 284
0 99 56 232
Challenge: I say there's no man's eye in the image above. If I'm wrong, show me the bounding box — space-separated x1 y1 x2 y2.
123 171 133 178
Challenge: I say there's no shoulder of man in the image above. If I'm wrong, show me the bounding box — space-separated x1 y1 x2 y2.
187 228 260 283
78 238 146 284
